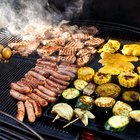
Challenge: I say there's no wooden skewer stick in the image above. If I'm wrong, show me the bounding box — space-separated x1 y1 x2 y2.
63 117 80 128
52 114 60 123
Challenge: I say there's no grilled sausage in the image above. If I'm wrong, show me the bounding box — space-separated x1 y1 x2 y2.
41 56 60 62
10 83 31 93
27 92 48 107
46 79 67 90
58 64 78 74
28 71 46 81
49 76 69 86
20 78 38 89
46 69 71 81
44 82 63 94
34 89 57 103
38 85 57 97
57 69 76 79
10 89 30 101
16 81 32 92
31 67 49 78
25 73 45 85
25 100 36 123
37 60 56 68
36 63 56 71
29 99 42 118
16 101 25 122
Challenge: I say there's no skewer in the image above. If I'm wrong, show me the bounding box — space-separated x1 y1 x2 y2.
63 117 80 128
52 114 60 123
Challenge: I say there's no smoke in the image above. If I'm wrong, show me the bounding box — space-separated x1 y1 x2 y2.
0 0 84 35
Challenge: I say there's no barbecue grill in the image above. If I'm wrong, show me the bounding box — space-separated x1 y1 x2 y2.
0 0 140 140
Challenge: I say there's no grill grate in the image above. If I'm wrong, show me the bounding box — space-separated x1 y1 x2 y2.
0 23 140 140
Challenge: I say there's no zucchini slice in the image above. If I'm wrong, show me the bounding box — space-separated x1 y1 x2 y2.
95 97 115 112
113 101 132 116
95 83 121 98
62 88 80 100
122 90 140 102
129 110 140 122
104 116 130 132
74 79 88 91
75 95 94 110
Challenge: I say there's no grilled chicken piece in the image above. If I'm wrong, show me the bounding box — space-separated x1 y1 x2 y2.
59 55 76 64
77 54 91 67
85 37 104 47
37 45 62 57
79 26 99 35
59 47 76 56
65 40 84 50
41 37 66 46
8 41 39 56
77 47 96 57
71 33 93 40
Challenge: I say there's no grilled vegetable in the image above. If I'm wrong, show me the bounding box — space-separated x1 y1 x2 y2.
78 67 95 82
95 83 121 98
0 44 4 53
94 72 111 85
122 90 140 102
118 71 138 88
98 39 121 53
75 95 94 110
113 101 132 116
95 97 115 112
62 88 80 100
122 44 140 56
74 79 88 91
74 108 95 126
83 82 96 96
51 103 73 121
104 116 130 132
129 110 140 122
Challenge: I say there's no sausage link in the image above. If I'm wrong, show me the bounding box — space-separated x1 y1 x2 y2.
27 92 48 107
37 60 56 67
16 101 25 122
10 83 31 93
49 76 69 86
28 71 46 81
44 82 63 94
10 89 30 101
29 99 42 118
46 79 67 90
25 100 36 123
38 85 57 97
34 89 57 103
41 56 60 62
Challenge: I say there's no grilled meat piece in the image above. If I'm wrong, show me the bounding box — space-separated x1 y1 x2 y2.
85 37 104 47
59 55 76 64
77 47 97 57
41 37 65 46
37 45 61 57
77 54 91 67
65 40 84 50
72 33 93 40
59 47 76 56
9 41 39 56
37 59 56 68
79 26 99 35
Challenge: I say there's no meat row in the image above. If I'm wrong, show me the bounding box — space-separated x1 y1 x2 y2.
10 56 78 122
